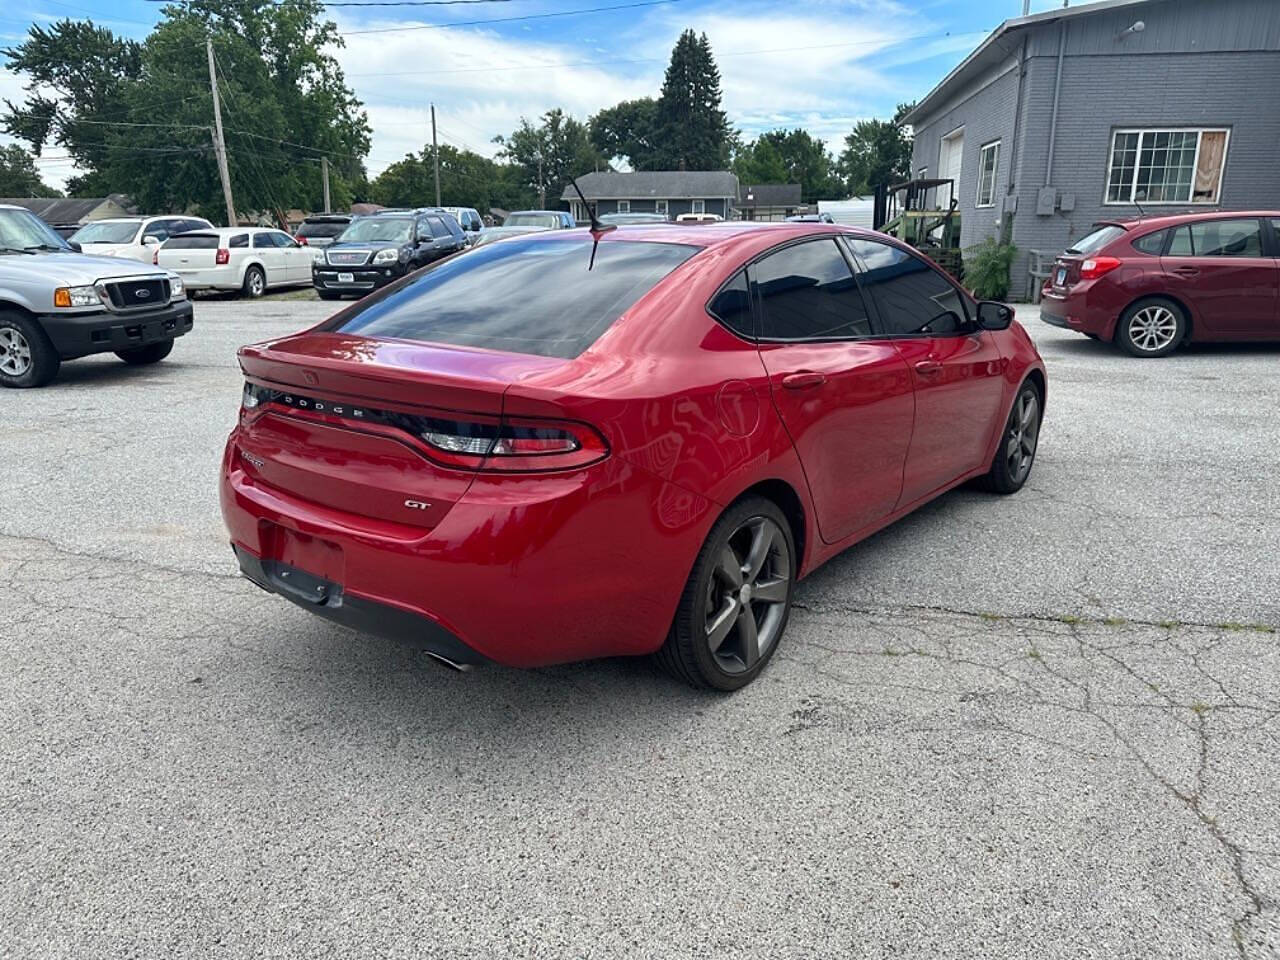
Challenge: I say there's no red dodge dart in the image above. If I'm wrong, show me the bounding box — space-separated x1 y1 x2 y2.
221 223 1046 690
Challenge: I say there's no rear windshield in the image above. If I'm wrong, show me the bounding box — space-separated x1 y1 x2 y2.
297 221 349 239
1066 224 1126 255
505 213 562 228
163 233 220 249
329 236 698 359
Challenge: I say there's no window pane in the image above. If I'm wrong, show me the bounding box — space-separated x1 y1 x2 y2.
1131 229 1166 255
847 238 968 336
228 233 249 248
1167 225 1194 256
164 233 219 250
1067 224 1125 254
332 236 697 360
709 270 753 339
1194 131 1227 202
753 240 871 341
1107 132 1139 202
252 232 272 248
977 142 999 206
1187 219 1262 257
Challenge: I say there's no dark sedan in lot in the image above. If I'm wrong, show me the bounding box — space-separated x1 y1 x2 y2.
1040 211 1280 357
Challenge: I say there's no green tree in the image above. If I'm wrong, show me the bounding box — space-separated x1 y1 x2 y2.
651 30 732 170
0 144 61 196
589 97 658 170
371 144 533 214
494 109 602 209
2 1 371 222
837 101 915 196
734 128 842 201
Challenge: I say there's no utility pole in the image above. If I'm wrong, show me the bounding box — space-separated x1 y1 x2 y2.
206 38 236 228
431 104 441 207
321 155 331 213
537 154 545 210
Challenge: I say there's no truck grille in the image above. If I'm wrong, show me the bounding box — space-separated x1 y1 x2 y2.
103 278 170 310
327 250 371 266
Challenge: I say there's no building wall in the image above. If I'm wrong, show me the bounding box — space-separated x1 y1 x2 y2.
588 197 734 218
911 0 1280 299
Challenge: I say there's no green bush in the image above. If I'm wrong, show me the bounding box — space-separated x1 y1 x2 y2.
964 236 1017 300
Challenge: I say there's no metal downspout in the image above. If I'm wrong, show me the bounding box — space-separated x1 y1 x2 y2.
1045 21 1068 186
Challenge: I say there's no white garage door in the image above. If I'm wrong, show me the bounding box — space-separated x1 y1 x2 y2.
938 128 964 208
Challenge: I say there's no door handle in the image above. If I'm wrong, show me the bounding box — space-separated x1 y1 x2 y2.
781 371 827 390
1173 266 1199 277
914 360 943 376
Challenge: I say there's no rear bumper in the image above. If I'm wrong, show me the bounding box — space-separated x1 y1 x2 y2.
38 300 194 360
219 430 716 668
1039 287 1113 338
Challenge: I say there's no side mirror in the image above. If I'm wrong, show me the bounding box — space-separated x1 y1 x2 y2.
67 240 82 253
142 235 160 246
976 300 1014 331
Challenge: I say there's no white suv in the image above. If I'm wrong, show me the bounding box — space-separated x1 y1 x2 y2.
440 206 484 242
70 216 214 262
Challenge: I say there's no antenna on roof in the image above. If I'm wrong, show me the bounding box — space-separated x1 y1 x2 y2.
569 176 614 235
1133 192 1146 222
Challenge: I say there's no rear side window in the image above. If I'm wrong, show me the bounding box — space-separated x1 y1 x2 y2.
1131 230 1166 255
228 233 249 248
330 236 698 359
846 237 968 336
297 221 348 239
752 239 871 341
1067 224 1126 255
710 270 754 339
1168 219 1263 257
163 234 219 250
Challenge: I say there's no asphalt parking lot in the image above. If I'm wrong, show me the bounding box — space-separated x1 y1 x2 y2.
2 297 1278 958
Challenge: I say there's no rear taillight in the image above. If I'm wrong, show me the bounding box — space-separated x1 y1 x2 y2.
216 248 230 265
152 249 159 265
1079 256 1121 280
297 236 307 245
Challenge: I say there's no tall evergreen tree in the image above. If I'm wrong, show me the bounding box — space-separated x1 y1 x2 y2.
652 30 732 171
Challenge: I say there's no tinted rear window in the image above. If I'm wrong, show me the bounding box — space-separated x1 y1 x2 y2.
1067 224 1126 255
164 234 219 250
297 221 348 239
330 236 698 359
1131 229 1166 255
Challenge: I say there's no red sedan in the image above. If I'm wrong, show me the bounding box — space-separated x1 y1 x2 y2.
221 223 1046 690
1040 211 1280 357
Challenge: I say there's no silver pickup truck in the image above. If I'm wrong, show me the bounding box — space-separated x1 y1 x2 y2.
0 204 194 388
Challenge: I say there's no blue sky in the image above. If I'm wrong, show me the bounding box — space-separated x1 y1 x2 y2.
1 0 1074 186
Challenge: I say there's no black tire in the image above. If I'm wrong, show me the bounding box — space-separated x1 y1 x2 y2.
242 265 266 299
115 339 174 366
1115 296 1186 358
0 310 60 388
655 496 796 691
1084 332 1100 341
978 379 1043 495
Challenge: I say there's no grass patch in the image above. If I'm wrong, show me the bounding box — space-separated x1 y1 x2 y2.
1216 621 1276 634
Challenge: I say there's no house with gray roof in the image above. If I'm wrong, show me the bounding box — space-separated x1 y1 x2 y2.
0 194 135 229
904 0 1280 298
737 184 803 222
562 171 739 222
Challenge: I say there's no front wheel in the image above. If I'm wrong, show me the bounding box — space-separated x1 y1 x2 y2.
1116 297 1185 358
655 496 795 691
115 340 173 365
0 311 59 388
979 380 1042 494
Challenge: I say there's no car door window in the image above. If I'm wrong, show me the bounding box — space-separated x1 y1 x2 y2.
709 269 754 339
428 216 450 239
1168 219 1264 257
845 237 969 336
272 231 297 248
145 220 175 242
252 232 273 248
753 239 872 341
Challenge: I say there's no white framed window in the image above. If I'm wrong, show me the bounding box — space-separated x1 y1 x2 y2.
1105 128 1229 205
975 140 999 207
691 199 705 215
655 199 668 215
616 200 630 214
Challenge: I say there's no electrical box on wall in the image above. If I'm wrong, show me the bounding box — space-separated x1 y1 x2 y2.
1000 195 1018 216
1036 186 1057 216
1059 193 1076 212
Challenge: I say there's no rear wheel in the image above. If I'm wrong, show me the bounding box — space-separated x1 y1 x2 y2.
1116 297 1185 358
243 265 266 299
0 311 59 388
655 496 795 691
115 340 173 365
979 379 1042 494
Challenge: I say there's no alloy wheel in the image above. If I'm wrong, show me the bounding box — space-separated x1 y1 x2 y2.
249 271 265 296
1005 389 1040 484
704 515 791 675
1127 305 1179 353
0 326 32 377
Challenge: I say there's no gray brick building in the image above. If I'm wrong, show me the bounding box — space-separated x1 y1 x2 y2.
904 0 1280 298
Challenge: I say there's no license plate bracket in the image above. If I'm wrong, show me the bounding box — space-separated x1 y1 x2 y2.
1055 266 1067 285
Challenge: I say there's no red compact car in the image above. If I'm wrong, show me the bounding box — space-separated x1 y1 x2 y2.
1040 211 1280 357
221 224 1046 690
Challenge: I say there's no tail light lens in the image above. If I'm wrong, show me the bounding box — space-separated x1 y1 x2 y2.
152 249 159 265
1079 256 1121 280
216 248 230 265
297 236 307 245
239 382 607 472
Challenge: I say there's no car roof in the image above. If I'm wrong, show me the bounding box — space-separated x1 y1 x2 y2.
1098 209 1280 231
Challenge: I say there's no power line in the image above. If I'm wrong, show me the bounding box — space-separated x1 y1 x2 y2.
342 0 685 35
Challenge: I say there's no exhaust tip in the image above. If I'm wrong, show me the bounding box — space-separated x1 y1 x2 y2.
422 650 473 673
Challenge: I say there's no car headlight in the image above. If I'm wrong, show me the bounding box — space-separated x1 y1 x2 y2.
372 248 399 264
311 248 326 264
168 275 186 300
53 285 101 308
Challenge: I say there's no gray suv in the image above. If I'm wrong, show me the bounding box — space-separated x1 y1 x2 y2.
0 204 194 388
